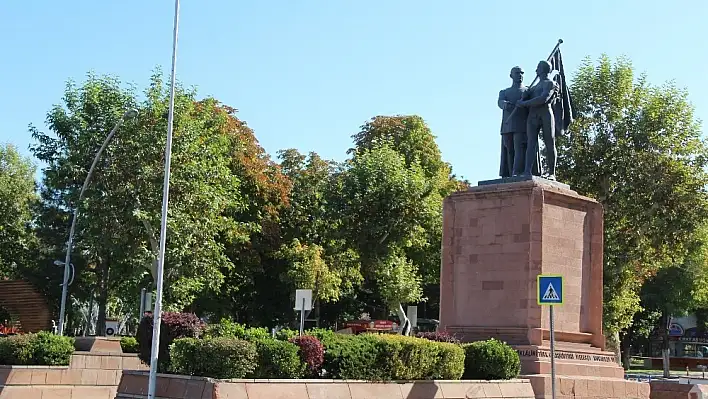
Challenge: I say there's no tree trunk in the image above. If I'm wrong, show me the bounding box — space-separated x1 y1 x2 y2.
605 330 622 366
314 299 321 328
661 314 671 378
620 331 632 370
96 254 110 336
85 295 94 336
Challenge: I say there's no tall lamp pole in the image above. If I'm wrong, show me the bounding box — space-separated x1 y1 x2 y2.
57 108 138 336
147 0 180 397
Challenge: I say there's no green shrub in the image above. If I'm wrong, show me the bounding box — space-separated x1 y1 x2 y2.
375 334 465 380
203 318 246 339
203 319 271 342
274 328 298 341
244 327 271 341
462 339 520 380
321 334 383 380
30 332 75 366
0 332 74 366
0 334 32 364
120 336 139 353
252 339 305 379
321 333 464 381
305 328 336 345
170 337 257 379
433 339 466 380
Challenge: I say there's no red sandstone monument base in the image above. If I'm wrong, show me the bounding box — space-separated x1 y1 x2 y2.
439 177 647 398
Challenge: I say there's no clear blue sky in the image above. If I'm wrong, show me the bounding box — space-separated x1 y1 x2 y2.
1 0 706 184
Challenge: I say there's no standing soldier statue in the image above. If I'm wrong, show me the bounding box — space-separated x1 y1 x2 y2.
497 39 574 181
516 60 559 180
497 66 529 177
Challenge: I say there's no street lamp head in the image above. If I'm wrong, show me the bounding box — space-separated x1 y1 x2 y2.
124 109 138 119
53 260 65 266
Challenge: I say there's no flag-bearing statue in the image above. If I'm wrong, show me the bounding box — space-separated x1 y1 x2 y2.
498 39 574 181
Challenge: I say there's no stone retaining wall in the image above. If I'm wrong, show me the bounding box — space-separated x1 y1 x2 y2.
0 351 148 398
525 375 649 398
650 380 708 398
71 351 147 371
115 371 536 399
0 365 118 398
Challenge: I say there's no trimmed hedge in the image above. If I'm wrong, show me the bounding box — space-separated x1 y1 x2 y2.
173 320 521 382
0 332 74 366
170 337 257 379
321 333 464 381
137 312 204 372
375 334 464 380
120 336 139 353
253 339 304 379
171 336 306 379
462 339 520 380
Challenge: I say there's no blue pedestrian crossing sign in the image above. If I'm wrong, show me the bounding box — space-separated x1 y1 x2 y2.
537 275 563 305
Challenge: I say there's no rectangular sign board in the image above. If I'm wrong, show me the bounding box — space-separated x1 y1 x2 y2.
537 275 563 305
294 289 313 311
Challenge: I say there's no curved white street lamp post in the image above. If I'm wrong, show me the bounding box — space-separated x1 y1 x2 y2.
57 108 138 336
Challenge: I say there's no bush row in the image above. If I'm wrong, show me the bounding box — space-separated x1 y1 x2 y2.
169 333 323 379
168 333 517 381
137 315 520 381
321 333 465 380
0 332 74 366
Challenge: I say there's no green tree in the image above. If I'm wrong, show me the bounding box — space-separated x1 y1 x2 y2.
638 227 708 376
557 55 708 340
348 116 466 320
30 72 255 332
274 149 361 326
274 239 342 303
351 115 449 182
0 144 37 276
337 143 434 329
190 107 291 326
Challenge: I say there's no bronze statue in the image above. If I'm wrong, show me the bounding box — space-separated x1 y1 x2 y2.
516 60 559 180
497 67 528 177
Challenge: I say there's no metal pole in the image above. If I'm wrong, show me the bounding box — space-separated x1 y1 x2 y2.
301 298 306 335
57 108 137 336
147 0 180 397
550 305 557 399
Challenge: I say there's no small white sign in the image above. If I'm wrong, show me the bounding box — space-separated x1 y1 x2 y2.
294 289 312 311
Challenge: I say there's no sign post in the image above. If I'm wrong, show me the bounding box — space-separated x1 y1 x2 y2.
537 275 564 399
294 289 312 336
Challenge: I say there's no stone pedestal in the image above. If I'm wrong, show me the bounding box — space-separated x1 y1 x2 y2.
439 177 646 398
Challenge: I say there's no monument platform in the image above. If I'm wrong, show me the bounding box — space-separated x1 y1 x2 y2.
438 177 647 397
